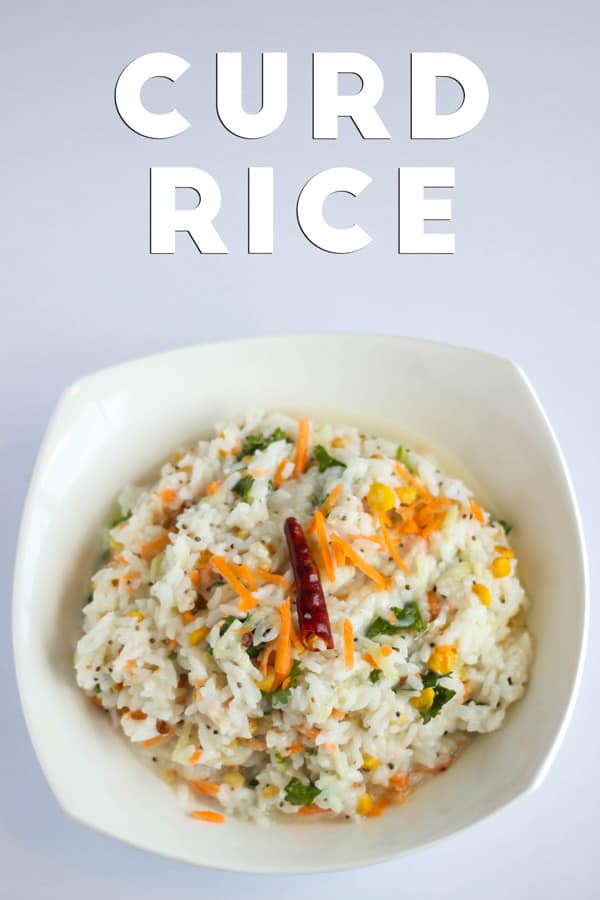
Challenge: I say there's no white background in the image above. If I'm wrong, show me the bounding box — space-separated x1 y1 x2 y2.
2 1 599 897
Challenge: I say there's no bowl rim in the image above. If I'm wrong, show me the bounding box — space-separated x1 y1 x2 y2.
12 332 589 873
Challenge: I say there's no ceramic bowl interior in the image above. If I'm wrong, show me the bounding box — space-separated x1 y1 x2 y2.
13 335 587 873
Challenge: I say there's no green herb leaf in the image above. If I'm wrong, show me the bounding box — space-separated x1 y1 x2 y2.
84 593 93 606
93 683 102 694
168 650 177 661
390 601 424 632
498 519 513 535
365 601 424 639
271 687 290 705
246 641 266 659
271 659 302 706
305 747 318 756
238 428 289 459
420 684 456 723
110 510 132 528
314 445 347 473
369 669 382 683
219 615 246 636
284 777 321 806
310 490 325 508
232 476 254 503
288 659 302 685
395 444 414 473
274 752 285 765
248 777 259 789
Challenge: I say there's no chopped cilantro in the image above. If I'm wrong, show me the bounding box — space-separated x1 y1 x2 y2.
84 593 93 606
219 615 246 636
232 476 254 503
369 669 382 683
110 510 132 528
271 659 302 706
365 601 424 639
305 747 318 756
419 670 456 722
499 519 513 535
314 445 347 473
284 777 321 806
238 428 288 459
248 777 259 789
310 490 325 508
93 683 102 694
246 641 266 659
395 444 414 473
168 650 177 661
274 752 285 765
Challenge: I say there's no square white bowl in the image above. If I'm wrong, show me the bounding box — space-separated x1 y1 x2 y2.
13 335 587 873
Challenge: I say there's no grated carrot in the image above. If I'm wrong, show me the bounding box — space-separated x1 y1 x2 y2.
323 743 337 753
321 483 343 516
181 611 196 623
363 652 379 669
124 658 136 671
343 618 354 670
139 532 170 561
188 778 220 796
231 563 257 591
427 590 440 620
332 708 346 720
389 773 409 790
240 739 267 751
282 742 304 756
469 498 485 524
274 599 292 680
190 809 224 823
188 749 202 765
297 725 319 740
296 805 323 815
159 488 177 505
314 510 335 582
273 457 289 488
332 540 346 568
204 480 221 496
330 534 390 590
293 417 310 477
250 568 288 588
142 732 172 748
166 639 177 653
258 640 278 676
376 510 410 575
189 569 201 587
211 555 257 611
380 645 392 657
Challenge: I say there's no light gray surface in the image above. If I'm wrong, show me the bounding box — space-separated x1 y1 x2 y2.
1 1 598 897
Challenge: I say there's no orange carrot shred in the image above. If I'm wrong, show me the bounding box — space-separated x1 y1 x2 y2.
296 805 323 815
380 644 392 657
139 532 170 561
330 534 389 590
211 555 257 611
321 483 343 516
363 652 379 669
273 457 289 488
314 510 335 582
188 749 202 765
204 480 221 496
293 417 310 477
142 732 172 748
376 510 410 575
190 809 225 823
159 488 177 505
188 778 220 796
343 618 354 670
274 599 292 679
469 498 485 524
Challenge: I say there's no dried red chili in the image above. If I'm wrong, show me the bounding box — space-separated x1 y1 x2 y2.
284 516 334 650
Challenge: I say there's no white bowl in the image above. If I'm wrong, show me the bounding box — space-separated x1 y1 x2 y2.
13 335 588 873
